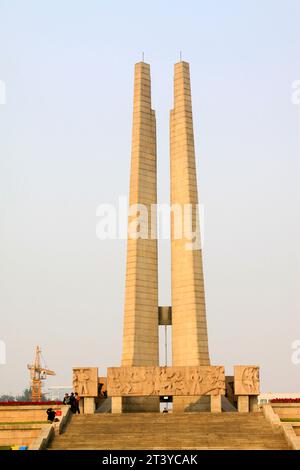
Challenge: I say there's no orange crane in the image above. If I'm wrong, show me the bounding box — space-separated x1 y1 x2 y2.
27 346 55 401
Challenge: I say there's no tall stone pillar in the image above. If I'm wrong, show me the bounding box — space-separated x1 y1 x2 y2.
121 62 159 412
170 61 210 411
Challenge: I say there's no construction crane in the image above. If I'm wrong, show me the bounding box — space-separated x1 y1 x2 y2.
27 346 55 401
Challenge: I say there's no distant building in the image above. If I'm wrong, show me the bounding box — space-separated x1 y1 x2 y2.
44 386 72 401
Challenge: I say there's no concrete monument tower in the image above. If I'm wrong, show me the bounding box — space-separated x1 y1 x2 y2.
170 62 210 365
170 61 210 410
121 62 159 411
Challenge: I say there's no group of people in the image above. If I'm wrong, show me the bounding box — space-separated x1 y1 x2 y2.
63 392 81 414
45 392 80 423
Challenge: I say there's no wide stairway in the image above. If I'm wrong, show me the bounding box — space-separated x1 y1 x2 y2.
49 412 289 450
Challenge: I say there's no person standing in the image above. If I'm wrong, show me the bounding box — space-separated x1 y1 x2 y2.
69 392 76 413
63 393 70 405
74 392 81 414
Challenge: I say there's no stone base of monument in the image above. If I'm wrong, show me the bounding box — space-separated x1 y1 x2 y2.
250 396 259 412
122 397 160 413
238 395 249 413
236 396 258 413
84 397 96 414
111 397 160 413
111 396 224 413
72 365 260 414
111 397 122 413
108 365 226 414
172 396 222 413
172 396 211 412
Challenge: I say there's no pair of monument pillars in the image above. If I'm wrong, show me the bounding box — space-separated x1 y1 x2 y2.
121 61 210 412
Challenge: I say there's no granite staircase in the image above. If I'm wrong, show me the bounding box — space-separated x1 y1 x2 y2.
49 412 289 450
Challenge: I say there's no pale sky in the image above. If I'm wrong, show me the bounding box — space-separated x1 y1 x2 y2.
0 0 299 395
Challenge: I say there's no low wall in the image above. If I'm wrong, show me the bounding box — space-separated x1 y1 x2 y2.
0 404 65 423
0 404 69 450
263 404 300 450
271 403 300 420
0 424 46 447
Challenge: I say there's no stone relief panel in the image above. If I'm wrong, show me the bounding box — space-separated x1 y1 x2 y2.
234 366 260 395
72 367 98 397
107 366 225 397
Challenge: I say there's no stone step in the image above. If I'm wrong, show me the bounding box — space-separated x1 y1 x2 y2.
49 412 289 450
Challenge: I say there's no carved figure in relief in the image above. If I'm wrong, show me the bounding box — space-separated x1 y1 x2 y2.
190 369 204 395
107 366 226 397
73 369 90 395
171 371 185 394
242 367 259 393
143 369 155 396
153 369 162 394
108 370 123 394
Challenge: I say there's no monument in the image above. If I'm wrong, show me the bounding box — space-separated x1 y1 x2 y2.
170 61 210 411
117 60 211 412
121 62 159 412
74 61 260 415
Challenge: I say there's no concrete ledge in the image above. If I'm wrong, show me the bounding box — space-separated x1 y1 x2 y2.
271 403 300 407
58 406 71 434
281 423 300 450
292 423 300 436
262 404 282 432
0 423 45 430
28 424 54 450
262 404 299 450
0 405 62 411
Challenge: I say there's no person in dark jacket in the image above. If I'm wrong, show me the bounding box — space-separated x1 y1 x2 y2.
74 392 80 414
46 408 56 422
69 392 76 413
63 393 70 405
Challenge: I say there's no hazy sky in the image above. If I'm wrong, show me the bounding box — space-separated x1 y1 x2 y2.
0 0 299 395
